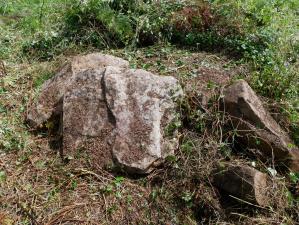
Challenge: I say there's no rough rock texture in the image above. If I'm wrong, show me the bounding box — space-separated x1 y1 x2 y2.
26 53 183 173
213 163 270 206
104 68 182 173
62 68 116 168
223 80 299 171
26 53 129 128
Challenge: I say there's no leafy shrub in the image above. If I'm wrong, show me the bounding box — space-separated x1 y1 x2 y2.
64 0 134 47
22 32 67 60
21 0 298 100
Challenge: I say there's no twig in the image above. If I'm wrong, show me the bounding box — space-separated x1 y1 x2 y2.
17 201 38 225
0 60 6 77
45 203 86 225
73 168 112 183
228 195 268 210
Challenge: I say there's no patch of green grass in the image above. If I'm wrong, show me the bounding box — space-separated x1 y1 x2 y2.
0 119 28 152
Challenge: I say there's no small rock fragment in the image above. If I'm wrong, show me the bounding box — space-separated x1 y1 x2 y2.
213 163 270 206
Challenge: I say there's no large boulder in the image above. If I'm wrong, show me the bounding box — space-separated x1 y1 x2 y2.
223 80 299 171
213 163 270 206
26 53 183 174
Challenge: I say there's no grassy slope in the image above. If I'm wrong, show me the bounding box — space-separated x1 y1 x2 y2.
0 1 298 224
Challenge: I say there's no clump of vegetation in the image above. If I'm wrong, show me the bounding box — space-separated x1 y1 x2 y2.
21 0 299 101
172 0 299 100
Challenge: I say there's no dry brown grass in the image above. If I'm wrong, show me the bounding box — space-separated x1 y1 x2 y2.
1 45 298 224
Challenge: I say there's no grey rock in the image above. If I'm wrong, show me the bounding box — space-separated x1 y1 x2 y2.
62 69 114 168
104 68 183 173
223 80 299 171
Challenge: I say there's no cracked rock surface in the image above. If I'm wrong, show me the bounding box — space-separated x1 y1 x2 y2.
27 53 183 174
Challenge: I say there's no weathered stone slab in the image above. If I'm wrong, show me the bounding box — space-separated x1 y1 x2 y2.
104 68 183 173
26 53 129 128
213 163 270 206
223 80 299 171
